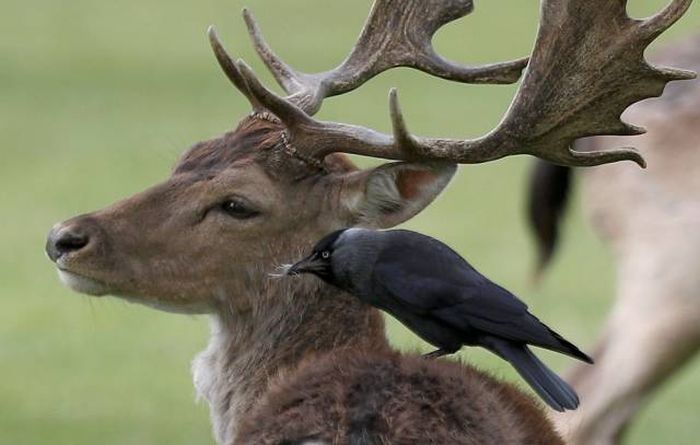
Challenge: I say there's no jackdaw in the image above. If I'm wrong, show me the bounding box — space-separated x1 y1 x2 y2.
287 228 593 411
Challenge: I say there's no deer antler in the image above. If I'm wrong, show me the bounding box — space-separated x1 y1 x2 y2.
241 0 528 115
210 0 696 168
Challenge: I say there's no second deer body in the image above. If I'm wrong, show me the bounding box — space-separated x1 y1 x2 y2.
531 34 700 445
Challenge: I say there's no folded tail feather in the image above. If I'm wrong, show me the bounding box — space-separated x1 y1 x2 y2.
485 338 580 412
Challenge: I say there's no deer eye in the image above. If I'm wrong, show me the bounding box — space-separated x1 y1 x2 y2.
219 199 260 219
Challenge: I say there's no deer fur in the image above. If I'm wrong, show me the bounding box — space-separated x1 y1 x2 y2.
236 349 562 444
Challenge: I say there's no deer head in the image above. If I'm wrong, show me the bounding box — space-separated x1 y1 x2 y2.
45 0 693 316
46 119 458 313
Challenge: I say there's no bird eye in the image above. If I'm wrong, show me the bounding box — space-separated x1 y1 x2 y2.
321 251 331 259
219 199 260 219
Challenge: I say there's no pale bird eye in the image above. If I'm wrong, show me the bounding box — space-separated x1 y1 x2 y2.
321 251 330 259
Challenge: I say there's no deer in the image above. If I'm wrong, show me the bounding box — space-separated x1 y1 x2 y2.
529 33 700 445
44 0 694 443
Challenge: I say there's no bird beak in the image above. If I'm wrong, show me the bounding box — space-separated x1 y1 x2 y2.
287 253 323 276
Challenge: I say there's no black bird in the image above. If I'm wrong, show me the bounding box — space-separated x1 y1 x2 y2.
287 228 593 411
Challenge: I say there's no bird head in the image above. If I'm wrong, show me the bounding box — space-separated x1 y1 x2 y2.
287 229 347 283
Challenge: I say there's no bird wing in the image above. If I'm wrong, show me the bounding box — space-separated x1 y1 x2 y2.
371 266 471 313
430 284 553 345
370 235 483 313
372 236 555 346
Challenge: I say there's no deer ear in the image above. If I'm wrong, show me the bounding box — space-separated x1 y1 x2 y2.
339 162 457 229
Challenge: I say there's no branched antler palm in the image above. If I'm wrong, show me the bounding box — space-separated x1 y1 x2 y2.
209 0 695 168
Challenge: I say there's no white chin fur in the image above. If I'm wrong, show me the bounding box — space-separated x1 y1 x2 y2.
57 270 110 296
57 269 210 314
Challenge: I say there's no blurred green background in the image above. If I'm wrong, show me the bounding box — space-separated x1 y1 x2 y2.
1 1 698 444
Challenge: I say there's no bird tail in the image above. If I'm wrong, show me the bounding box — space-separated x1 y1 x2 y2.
485 338 580 412
546 327 594 364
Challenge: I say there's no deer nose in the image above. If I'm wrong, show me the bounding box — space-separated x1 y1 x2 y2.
46 225 90 262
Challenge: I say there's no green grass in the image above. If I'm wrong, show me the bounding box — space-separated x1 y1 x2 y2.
1 1 698 443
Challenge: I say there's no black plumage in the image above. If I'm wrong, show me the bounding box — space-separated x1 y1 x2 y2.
287 228 593 411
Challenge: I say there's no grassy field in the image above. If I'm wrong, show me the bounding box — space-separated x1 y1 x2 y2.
1 1 698 443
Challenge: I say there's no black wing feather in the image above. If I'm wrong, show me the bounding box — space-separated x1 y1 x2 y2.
372 231 591 362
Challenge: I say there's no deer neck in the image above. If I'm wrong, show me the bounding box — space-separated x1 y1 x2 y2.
192 276 388 444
